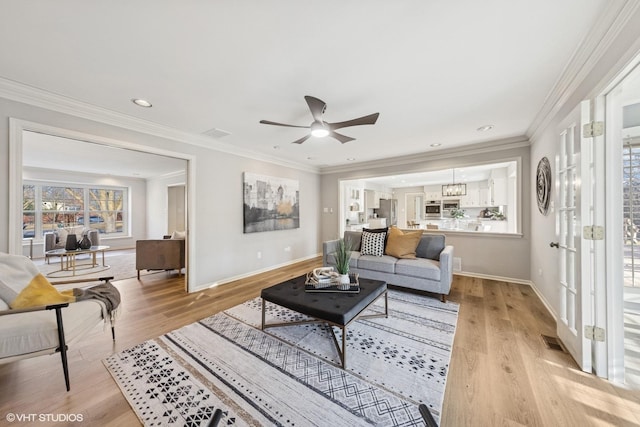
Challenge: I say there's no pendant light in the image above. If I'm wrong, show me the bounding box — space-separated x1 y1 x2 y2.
442 168 467 197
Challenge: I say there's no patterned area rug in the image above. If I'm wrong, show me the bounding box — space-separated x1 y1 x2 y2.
104 290 459 426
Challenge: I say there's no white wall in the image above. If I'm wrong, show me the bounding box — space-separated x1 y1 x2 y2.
0 97 321 292
146 171 186 238
528 7 640 317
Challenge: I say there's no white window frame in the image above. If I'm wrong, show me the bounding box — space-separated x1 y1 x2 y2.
22 181 129 241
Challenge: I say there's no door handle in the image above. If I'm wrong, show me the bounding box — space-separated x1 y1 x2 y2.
549 242 559 248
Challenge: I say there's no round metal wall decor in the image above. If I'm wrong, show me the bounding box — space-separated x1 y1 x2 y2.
536 156 552 215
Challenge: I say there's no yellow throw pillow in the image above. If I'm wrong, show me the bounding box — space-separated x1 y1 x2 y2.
385 226 423 259
10 273 75 309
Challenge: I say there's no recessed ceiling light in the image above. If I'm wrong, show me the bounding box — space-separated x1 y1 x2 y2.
430 143 441 147
307 156 314 160
346 158 356 161
273 145 280 150
131 98 152 108
477 125 494 132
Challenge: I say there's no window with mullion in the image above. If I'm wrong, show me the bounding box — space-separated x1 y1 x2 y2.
22 182 128 239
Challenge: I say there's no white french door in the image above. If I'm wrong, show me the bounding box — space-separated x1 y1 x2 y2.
555 101 594 372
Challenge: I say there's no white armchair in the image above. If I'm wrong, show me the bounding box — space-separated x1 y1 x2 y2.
0 253 116 391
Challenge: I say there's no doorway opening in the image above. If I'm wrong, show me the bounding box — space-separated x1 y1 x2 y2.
9 119 195 292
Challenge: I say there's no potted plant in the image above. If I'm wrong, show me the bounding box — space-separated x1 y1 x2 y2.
334 237 352 287
450 207 466 219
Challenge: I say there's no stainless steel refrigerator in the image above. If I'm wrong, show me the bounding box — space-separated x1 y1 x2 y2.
375 199 397 226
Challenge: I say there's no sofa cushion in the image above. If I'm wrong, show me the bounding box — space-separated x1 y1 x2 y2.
56 228 68 245
361 230 387 256
385 226 423 259
327 251 360 269
343 231 363 252
395 258 441 281
171 230 186 239
415 234 446 261
0 282 17 307
357 254 397 273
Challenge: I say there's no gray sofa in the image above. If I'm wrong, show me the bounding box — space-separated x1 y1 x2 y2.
323 231 454 301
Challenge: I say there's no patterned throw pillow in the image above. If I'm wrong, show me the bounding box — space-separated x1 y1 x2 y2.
361 230 387 257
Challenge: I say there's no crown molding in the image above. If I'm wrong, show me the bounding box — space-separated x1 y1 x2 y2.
0 77 319 174
527 0 640 143
319 135 530 175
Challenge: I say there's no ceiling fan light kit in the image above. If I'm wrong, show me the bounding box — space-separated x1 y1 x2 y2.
260 95 379 144
310 122 329 138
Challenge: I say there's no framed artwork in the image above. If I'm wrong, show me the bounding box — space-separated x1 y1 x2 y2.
243 172 299 233
536 157 552 215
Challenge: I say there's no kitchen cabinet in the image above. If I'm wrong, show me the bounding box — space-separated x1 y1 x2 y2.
365 189 379 209
489 168 507 206
479 187 491 206
460 182 479 207
365 189 393 209
423 185 441 201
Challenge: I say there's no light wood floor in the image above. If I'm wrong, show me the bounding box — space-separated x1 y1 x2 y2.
1 258 639 426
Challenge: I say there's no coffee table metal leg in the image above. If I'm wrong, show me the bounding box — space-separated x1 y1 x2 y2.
261 298 266 330
384 291 388 317
342 326 347 369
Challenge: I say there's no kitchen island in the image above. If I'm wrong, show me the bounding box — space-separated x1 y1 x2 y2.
419 218 510 233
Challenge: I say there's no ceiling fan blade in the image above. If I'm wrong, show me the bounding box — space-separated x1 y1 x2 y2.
330 131 356 144
304 96 327 122
260 120 309 128
328 112 380 130
291 134 312 144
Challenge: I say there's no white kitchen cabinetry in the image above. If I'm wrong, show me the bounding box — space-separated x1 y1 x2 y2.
460 181 479 207
423 185 441 201
479 180 491 206
365 189 379 209
489 168 507 206
378 191 392 200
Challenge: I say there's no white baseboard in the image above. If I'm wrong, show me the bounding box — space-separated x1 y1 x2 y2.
523 280 558 322
191 253 322 292
453 270 531 286
194 262 560 324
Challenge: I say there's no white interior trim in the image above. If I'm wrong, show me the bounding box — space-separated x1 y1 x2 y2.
9 118 198 293
0 78 315 174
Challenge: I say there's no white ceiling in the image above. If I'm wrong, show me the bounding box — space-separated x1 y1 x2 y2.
0 0 613 172
362 161 515 188
22 131 187 179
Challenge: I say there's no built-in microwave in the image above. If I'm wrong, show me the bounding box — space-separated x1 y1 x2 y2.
442 200 460 212
425 201 441 218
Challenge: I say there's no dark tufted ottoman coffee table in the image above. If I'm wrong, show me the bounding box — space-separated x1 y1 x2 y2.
260 274 387 369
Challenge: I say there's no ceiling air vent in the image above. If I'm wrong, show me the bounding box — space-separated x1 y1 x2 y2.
202 127 231 139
